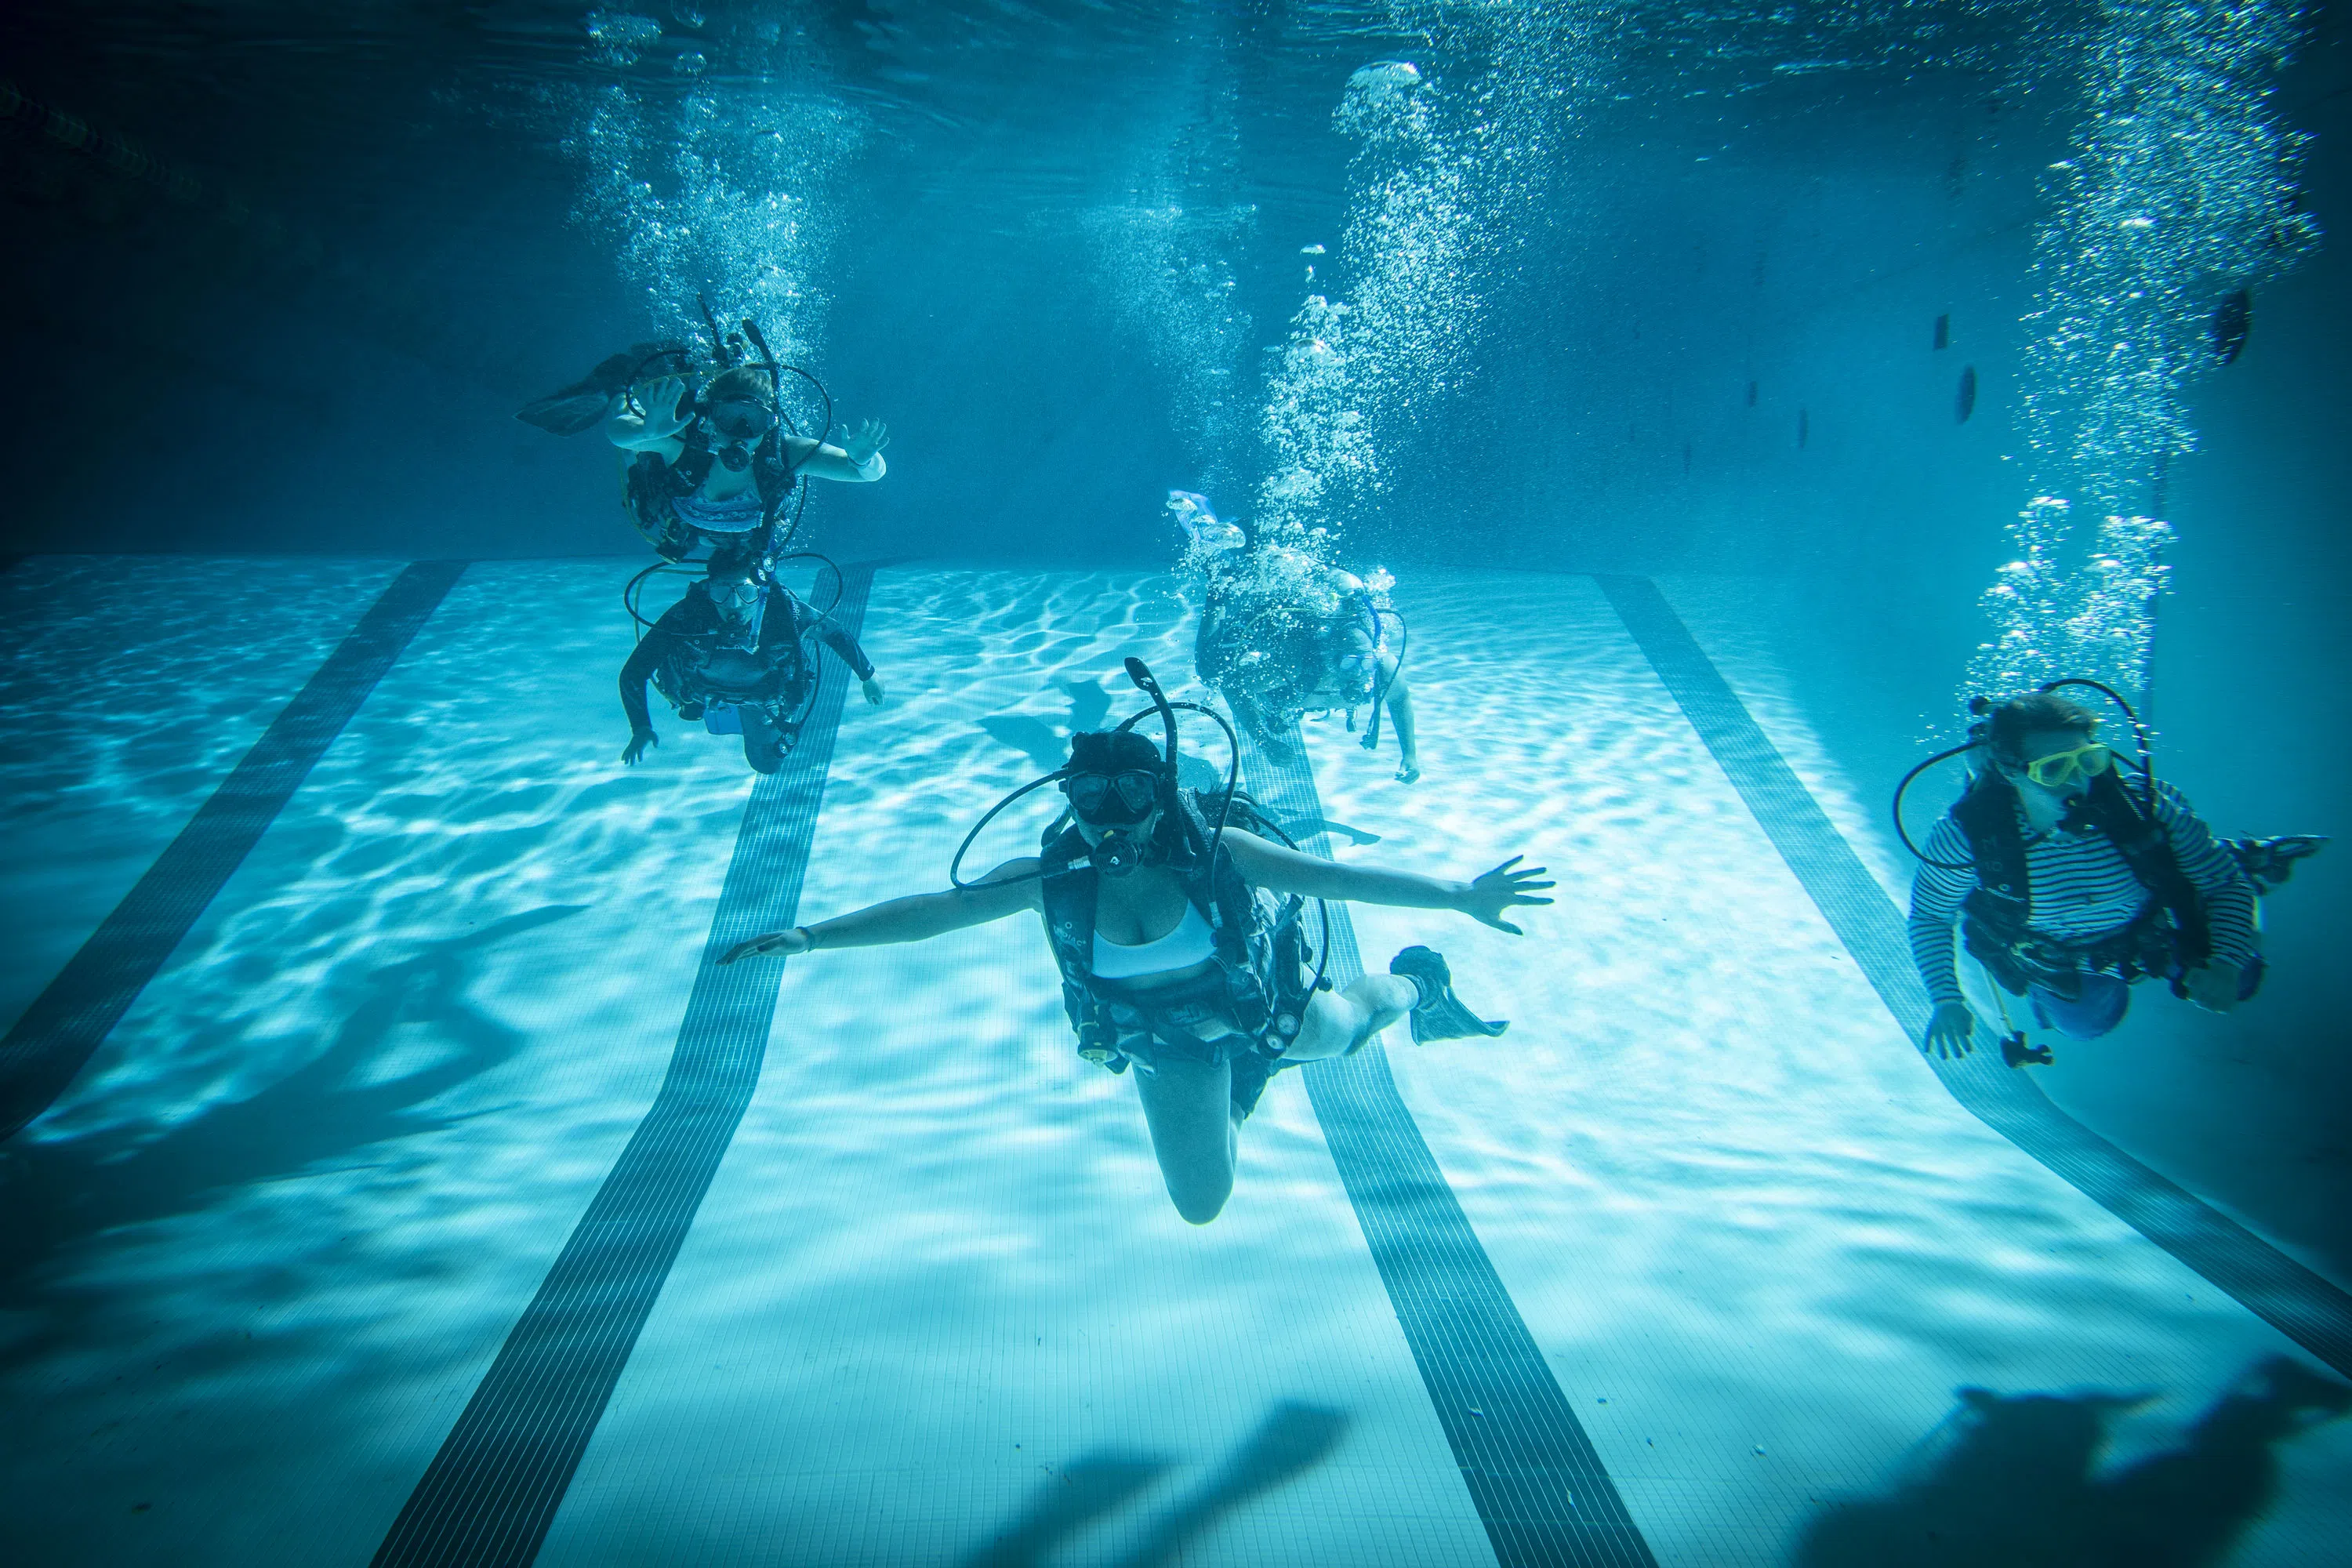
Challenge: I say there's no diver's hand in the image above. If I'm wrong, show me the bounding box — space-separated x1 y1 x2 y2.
860 676 886 707
622 728 659 767
636 376 694 440
840 419 889 468
1460 855 1555 935
1922 1002 1976 1058
720 926 811 964
2182 960 2244 1013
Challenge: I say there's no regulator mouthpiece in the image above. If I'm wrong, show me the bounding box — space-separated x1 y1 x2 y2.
1091 829 1146 878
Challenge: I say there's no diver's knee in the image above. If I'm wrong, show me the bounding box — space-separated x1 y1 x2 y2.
1169 1179 1232 1225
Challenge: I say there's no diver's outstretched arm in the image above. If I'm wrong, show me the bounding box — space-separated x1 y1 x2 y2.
720 858 1041 963
785 419 889 483
1221 832 1553 935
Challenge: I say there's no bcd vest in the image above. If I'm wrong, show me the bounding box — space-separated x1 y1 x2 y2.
1952 768 2211 996
648 588 815 715
1038 790 1310 1067
624 430 798 561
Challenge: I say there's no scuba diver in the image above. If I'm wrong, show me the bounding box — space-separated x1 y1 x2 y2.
517 301 888 577
718 659 1548 1224
620 562 883 775
1173 492 1421 783
1900 686 2323 1060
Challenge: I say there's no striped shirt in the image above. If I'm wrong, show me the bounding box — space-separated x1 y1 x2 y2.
1907 779 2257 1006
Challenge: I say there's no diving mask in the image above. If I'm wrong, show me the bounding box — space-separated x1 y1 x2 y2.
707 401 776 442
2020 740 2112 789
1064 769 1160 826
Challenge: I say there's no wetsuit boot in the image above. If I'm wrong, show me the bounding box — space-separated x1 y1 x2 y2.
1388 946 1508 1044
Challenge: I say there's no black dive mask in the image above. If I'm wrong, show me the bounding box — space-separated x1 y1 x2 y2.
1064 770 1160 826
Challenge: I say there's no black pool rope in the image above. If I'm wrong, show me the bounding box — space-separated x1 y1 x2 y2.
0 559 468 1142
371 566 877 1568
1595 574 2352 1379
1242 731 1660 1568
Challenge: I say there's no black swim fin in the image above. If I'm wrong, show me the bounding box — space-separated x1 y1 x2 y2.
517 340 691 435
2229 834 2326 891
1389 946 1508 1044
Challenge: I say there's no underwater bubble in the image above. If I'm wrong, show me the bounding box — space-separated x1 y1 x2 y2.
673 52 706 76
670 5 705 28
1301 243 1326 255
1338 60 1427 139
586 11 663 47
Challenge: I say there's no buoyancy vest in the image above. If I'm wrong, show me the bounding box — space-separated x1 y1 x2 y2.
624 430 799 561
648 585 816 717
1951 767 2212 995
1038 789 1312 1069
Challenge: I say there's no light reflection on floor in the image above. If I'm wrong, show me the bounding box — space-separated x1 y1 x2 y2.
0 563 2344 1566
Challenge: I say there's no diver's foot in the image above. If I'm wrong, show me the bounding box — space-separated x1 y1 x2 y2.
1395 760 1421 785
2229 834 2326 890
741 711 785 775
1389 946 1508 1044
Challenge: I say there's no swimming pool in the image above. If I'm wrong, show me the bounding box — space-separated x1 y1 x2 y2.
2 555 2345 1565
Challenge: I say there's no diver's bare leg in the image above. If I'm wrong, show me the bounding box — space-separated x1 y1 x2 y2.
1131 1052 1238 1224
1382 661 1421 782
1286 975 1419 1062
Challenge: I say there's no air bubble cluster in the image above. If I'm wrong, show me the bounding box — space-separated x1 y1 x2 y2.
1969 0 2316 714
564 18 862 379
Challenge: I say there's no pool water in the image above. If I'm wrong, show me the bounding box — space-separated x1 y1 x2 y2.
2 557 2344 1565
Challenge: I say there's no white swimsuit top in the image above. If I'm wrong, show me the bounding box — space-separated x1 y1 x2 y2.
1091 901 1215 980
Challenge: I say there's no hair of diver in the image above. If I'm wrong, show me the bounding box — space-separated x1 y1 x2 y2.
625 552 844 632
2036 676 2158 811
1889 675 2161 868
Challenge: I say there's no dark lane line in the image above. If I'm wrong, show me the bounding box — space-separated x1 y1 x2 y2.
0 559 468 1142
1243 732 1658 1568
1595 573 2352 1378
371 567 877 1568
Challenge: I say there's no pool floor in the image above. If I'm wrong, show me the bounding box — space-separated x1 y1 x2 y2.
1 558 2346 1566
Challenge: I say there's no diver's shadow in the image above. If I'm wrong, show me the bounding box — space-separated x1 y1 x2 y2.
978 679 1114 774
1797 1357 2352 1568
0 905 586 1361
958 1401 1348 1568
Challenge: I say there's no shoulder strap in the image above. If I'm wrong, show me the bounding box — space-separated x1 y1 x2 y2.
755 431 797 519
2080 770 2210 966
1951 775 2029 924
670 446 714 492
1039 825 1096 951
1179 789 1276 949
